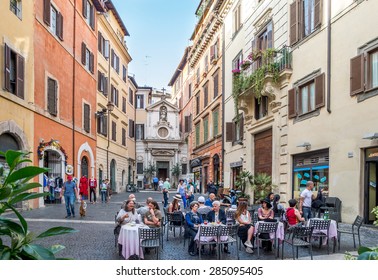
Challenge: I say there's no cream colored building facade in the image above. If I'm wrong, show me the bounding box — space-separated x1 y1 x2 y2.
0 1 34 167
96 2 133 193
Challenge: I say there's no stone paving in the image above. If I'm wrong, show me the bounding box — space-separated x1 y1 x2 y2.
3 189 377 260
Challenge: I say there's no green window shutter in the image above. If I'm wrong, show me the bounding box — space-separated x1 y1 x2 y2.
204 118 208 142
195 124 200 146
213 110 218 136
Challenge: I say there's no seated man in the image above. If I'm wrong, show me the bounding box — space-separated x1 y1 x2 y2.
207 200 230 253
197 196 211 215
205 193 216 207
137 197 154 217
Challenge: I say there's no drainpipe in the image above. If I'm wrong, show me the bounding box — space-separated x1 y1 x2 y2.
221 23 225 183
326 0 331 113
72 0 77 174
106 51 111 180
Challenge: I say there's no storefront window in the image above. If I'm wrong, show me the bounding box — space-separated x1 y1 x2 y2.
293 150 329 199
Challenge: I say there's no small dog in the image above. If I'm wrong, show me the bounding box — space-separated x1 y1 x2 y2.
79 200 87 217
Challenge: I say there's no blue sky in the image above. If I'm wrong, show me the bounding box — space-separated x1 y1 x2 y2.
112 0 198 91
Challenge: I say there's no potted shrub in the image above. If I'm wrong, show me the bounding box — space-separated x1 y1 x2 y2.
235 171 254 202
252 172 277 204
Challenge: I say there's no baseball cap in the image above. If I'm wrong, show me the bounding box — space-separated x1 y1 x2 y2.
198 196 205 203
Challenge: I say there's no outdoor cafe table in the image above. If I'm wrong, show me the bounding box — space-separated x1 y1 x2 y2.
194 223 229 242
118 223 149 260
307 218 338 245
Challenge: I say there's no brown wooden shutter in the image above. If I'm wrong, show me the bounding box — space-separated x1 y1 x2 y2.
97 71 101 91
104 76 108 95
314 0 322 28
103 115 108 137
97 114 101 134
90 5 95 30
350 54 365 96
4 44 11 92
239 115 244 141
315 73 325 108
111 49 114 67
47 78 57 115
98 32 102 53
82 0 87 18
89 52 94 73
288 88 297 118
141 124 145 140
43 0 51 26
16 55 25 99
81 42 86 65
84 103 90 132
226 122 233 142
289 1 298 46
111 84 114 102
57 13 64 40
112 121 116 141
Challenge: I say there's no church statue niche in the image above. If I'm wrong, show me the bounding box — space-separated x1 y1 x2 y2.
160 106 167 122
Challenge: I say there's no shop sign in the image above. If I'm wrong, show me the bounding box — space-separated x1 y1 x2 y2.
230 160 243 168
65 165 73 175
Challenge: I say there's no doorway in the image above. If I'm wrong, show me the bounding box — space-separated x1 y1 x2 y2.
110 159 116 192
81 156 89 178
365 153 378 224
157 161 169 181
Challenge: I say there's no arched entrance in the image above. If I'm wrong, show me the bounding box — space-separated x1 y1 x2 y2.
81 156 89 178
110 159 116 192
0 133 20 165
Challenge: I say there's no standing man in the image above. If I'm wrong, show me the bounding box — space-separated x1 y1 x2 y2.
299 181 317 220
152 176 159 191
162 178 171 208
89 176 97 204
61 175 78 218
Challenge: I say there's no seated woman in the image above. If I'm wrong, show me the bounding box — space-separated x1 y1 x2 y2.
258 198 275 221
143 200 162 228
185 201 203 256
272 194 285 219
168 194 182 213
234 202 254 254
286 199 305 226
116 199 139 225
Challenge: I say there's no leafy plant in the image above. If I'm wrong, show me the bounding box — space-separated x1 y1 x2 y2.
143 162 157 185
235 171 254 197
252 172 276 204
0 150 78 259
170 163 181 186
371 206 378 226
345 247 378 260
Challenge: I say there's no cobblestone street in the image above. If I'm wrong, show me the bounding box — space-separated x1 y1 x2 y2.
3 190 377 260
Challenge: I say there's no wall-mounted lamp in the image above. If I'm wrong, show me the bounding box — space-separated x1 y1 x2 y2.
297 142 311 150
362 133 378 140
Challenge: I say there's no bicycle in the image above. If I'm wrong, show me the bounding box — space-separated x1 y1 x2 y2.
126 184 138 193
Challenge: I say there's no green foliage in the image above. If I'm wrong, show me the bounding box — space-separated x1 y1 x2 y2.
372 206 378 226
170 163 181 185
252 173 276 204
235 171 254 195
345 247 378 260
0 150 78 260
143 162 157 183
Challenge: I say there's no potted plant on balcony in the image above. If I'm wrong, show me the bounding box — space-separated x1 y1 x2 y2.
234 170 254 202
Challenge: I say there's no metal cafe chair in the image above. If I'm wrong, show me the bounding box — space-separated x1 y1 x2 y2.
282 226 314 260
139 227 161 260
255 222 278 259
166 212 185 241
197 225 219 260
309 219 332 254
337 215 363 250
218 224 240 260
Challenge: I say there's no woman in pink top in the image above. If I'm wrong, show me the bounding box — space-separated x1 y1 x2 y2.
257 198 274 221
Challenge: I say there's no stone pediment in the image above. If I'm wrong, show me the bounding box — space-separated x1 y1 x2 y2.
151 150 174 157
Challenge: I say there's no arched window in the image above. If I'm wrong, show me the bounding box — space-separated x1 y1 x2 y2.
0 133 20 165
81 156 89 177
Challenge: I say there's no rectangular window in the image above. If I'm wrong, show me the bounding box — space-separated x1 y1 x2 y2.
136 94 144 109
288 73 325 119
122 65 127 82
232 52 243 72
4 44 24 99
122 128 126 146
97 71 107 95
210 40 219 63
97 114 107 136
196 94 200 115
181 164 187 175
203 117 209 142
81 42 94 73
213 110 219 136
122 96 126 113
129 119 135 138
129 88 134 105
213 72 219 99
83 103 90 133
255 96 268 120
83 0 95 30
195 123 200 146
204 55 209 73
369 49 378 89
233 3 241 35
137 162 143 174
10 0 22 19
111 50 120 74
203 84 208 107
50 6 57 35
188 83 192 99
196 67 200 84
47 77 57 116
290 0 322 45
135 124 145 140
98 32 109 59
110 85 119 107
111 121 116 141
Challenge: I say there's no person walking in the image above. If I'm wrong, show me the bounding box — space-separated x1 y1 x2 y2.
61 175 78 218
100 179 108 203
177 179 187 209
299 181 317 221
162 178 171 208
152 176 159 191
89 176 97 204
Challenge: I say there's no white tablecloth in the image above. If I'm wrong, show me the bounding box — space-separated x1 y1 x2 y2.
194 224 229 242
254 221 284 243
308 218 337 245
118 223 149 260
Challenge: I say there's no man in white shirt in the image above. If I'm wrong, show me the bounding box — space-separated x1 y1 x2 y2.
299 181 317 220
